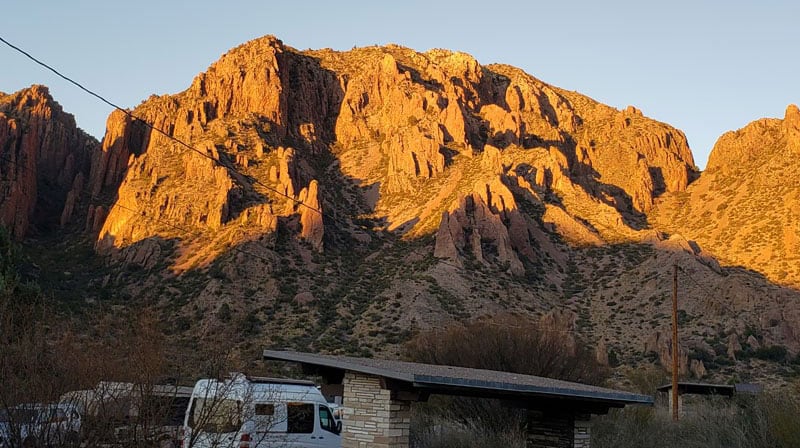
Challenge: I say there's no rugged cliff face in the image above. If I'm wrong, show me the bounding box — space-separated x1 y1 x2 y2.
0 85 98 238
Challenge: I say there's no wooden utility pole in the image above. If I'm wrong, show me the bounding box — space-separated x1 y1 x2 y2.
671 263 679 422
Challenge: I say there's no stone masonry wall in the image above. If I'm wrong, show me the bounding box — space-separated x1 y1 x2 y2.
526 410 592 448
526 410 573 448
342 372 411 448
573 415 591 448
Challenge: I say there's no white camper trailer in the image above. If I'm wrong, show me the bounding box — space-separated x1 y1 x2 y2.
182 374 341 448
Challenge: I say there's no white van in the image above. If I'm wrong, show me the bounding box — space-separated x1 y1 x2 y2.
0 403 81 447
182 374 341 448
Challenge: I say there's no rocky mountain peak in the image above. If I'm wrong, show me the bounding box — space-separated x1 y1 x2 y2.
652 106 800 289
83 36 698 269
784 103 800 126
0 85 98 237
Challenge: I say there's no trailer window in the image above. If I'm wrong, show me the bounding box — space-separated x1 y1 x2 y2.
286 403 313 434
141 395 187 426
188 398 241 434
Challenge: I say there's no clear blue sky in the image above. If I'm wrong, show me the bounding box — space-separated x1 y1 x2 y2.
1 1 798 169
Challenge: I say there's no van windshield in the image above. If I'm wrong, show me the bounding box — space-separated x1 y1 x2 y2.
188 398 241 434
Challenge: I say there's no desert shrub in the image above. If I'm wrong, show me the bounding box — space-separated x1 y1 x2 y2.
410 409 523 448
592 391 800 448
626 365 668 395
404 314 606 385
752 345 787 362
405 314 606 447
216 303 232 322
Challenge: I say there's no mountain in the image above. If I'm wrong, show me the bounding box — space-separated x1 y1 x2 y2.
1 36 798 383
0 85 98 237
652 105 800 288
88 37 695 266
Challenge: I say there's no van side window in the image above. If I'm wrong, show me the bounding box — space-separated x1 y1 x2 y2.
319 405 336 433
255 404 274 416
286 403 314 434
188 398 242 433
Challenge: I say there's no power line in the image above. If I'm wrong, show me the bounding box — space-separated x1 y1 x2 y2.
0 34 334 223
0 34 560 289
0 152 276 266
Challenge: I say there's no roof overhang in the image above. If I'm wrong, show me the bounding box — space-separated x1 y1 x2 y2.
264 350 653 411
656 382 735 397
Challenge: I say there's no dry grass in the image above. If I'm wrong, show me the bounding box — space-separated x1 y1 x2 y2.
592 392 800 448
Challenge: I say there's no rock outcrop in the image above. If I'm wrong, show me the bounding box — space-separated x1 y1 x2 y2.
645 331 689 375
433 176 530 276
0 86 98 238
298 180 324 251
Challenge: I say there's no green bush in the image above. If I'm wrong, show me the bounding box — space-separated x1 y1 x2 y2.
752 345 787 362
216 303 232 322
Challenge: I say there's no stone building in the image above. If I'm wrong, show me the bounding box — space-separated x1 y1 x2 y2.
264 350 652 448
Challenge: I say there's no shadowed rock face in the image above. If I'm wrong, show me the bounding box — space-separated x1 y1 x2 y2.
0 85 98 238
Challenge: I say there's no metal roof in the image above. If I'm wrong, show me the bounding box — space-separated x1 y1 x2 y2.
656 382 735 396
656 382 762 396
263 350 652 406
733 383 762 394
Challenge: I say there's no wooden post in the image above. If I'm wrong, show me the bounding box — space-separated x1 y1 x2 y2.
671 264 679 422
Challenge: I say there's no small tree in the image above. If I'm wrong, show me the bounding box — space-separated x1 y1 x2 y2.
405 314 607 383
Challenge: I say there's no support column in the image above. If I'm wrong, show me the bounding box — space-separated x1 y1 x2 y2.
341 372 411 448
573 414 592 448
667 389 684 417
526 410 573 448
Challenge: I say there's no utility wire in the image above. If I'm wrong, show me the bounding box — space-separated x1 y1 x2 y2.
0 152 276 266
0 34 564 287
0 34 331 222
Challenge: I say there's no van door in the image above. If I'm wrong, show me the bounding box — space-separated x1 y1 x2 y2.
250 402 286 447
284 402 315 447
314 404 341 448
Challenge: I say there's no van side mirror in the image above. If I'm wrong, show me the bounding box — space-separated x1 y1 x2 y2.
336 420 342 435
